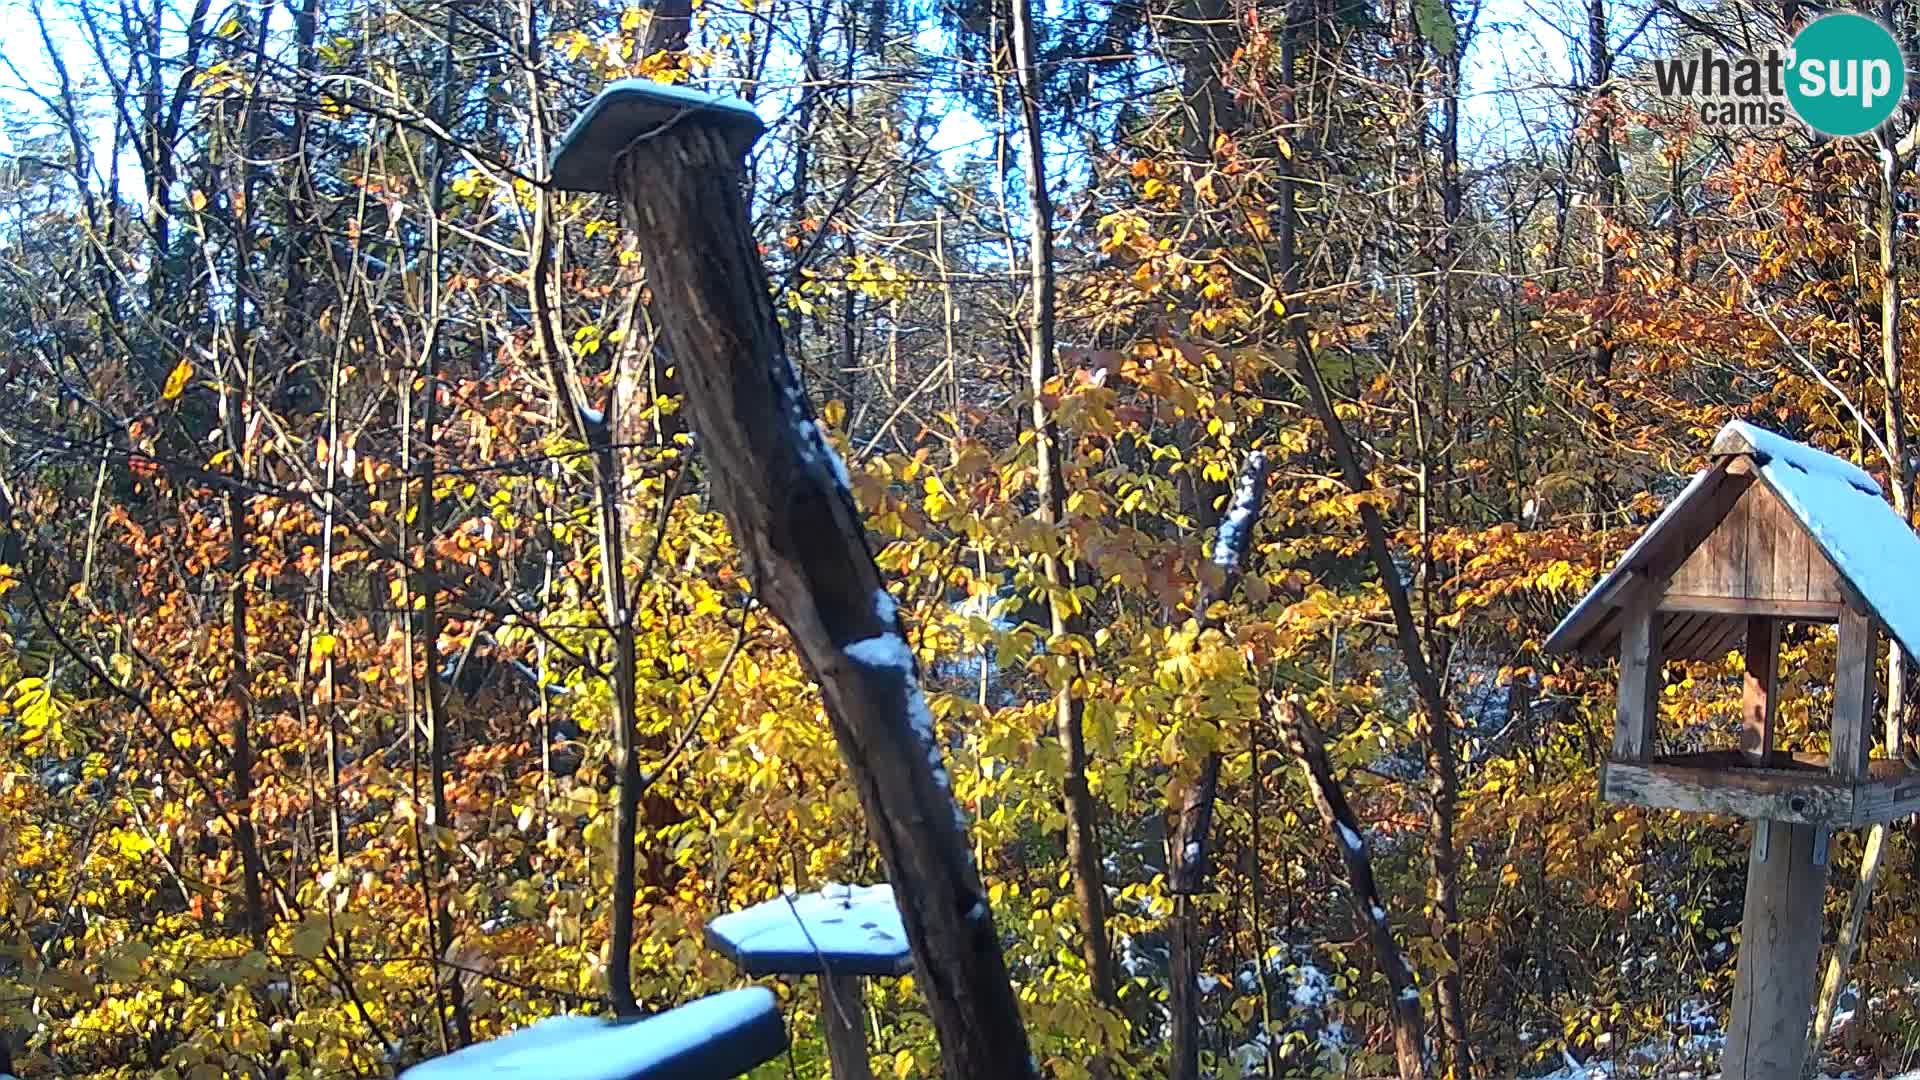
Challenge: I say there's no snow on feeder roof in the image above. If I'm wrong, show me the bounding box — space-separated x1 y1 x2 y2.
706 883 913 978
398 988 785 1080
549 80 765 193
1545 419 1920 663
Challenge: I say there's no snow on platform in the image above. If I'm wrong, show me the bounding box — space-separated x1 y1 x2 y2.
399 988 785 1080
706 883 913 978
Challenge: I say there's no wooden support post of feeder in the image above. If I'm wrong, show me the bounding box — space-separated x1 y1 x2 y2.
549 82 1034 1079
1722 602 1865 1079
821 975 874 1080
1741 616 1777 766
1546 420 1920 1080
1612 579 1662 762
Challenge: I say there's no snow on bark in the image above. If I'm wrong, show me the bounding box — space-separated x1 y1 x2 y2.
1336 821 1365 852
1212 450 1270 567
843 598 968 832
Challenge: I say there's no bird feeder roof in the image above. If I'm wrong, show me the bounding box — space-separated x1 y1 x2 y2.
549 80 765 193
1545 420 1920 662
706 883 913 978
399 987 785 1080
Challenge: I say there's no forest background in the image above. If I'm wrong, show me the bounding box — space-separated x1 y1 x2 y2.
0 0 1916 1075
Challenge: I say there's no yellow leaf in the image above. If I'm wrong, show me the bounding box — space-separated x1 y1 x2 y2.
189 189 208 211
111 830 154 858
163 359 193 400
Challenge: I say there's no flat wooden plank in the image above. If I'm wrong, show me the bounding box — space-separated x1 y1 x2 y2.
1658 593 1843 621
1601 759 1855 826
1722 820 1828 1080
1852 769 1920 825
1675 613 1730 659
1648 749 1836 769
1549 467 1746 657
1743 617 1779 765
1660 612 1703 658
1778 508 1815 603
1806 534 1846 604
1677 470 1751 555
1708 487 1750 598
1577 605 1625 659
1698 617 1749 663
1832 604 1876 781
1659 478 1850 610
1614 588 1663 761
1745 483 1790 600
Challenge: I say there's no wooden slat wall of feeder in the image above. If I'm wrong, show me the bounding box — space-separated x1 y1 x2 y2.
1546 420 1920 1080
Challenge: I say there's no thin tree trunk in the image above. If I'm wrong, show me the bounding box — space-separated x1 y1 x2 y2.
1274 696 1430 1078
417 7 470 1043
642 0 694 54
521 0 649 1019
222 11 270 955
1426 34 1474 1080
1274 2 1465 1069
226 483 267 950
1587 0 1619 376
1168 453 1273 1080
1813 101 1914 1052
398 354 453 1057
1008 0 1117 1011
585 407 645 1018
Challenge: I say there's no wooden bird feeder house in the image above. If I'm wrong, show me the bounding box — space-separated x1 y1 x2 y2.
1546 419 1920 1079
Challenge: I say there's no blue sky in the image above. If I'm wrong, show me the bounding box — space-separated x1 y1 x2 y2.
0 0 1603 198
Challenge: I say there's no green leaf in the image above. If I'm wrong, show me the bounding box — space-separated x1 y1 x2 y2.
1416 0 1457 55
290 917 330 959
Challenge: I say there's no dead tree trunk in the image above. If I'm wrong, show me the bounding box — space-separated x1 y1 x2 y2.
604 118 1035 1080
1167 451 1272 1080
1275 696 1431 1079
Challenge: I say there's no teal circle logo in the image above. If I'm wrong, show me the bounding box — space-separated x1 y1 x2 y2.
1786 13 1905 137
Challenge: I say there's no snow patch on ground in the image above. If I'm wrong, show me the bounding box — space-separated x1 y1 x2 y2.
1219 950 1350 1075
1290 962 1333 1009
